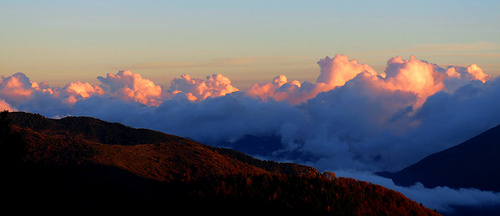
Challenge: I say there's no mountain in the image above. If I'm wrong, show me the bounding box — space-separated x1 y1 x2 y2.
1 111 439 215
379 124 500 192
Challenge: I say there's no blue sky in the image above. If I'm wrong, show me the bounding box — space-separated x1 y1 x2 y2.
1 0 499 88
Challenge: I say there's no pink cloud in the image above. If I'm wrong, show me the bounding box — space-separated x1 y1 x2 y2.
98 70 163 105
229 55 495 107
317 54 377 87
242 55 377 104
0 73 35 104
467 64 492 83
0 99 16 112
168 73 239 101
0 54 498 173
62 81 105 104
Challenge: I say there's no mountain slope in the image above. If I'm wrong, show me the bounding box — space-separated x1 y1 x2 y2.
1 111 440 215
7 112 318 178
379 124 500 192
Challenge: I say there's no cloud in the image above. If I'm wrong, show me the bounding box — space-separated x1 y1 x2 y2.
0 73 71 116
382 55 447 107
3 55 500 213
243 74 316 104
62 81 104 104
0 55 498 172
95 70 239 104
466 64 492 83
97 70 163 106
242 55 378 104
317 54 377 87
333 170 500 213
0 72 35 104
168 73 239 102
0 99 16 112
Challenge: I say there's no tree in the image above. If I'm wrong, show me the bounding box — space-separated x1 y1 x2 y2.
0 110 27 169
0 110 10 138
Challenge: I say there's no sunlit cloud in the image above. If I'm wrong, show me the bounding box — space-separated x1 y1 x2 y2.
97 70 163 106
0 99 16 112
2 55 500 214
62 81 104 104
0 55 497 172
169 73 239 102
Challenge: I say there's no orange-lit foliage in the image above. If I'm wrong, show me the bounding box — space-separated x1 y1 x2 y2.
192 174 438 215
2 111 440 215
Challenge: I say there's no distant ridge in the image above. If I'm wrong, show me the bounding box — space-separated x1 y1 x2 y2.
379 124 500 192
1 111 440 215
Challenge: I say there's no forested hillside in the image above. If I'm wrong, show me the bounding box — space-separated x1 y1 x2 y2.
1 111 440 215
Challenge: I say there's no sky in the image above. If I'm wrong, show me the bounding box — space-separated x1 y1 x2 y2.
1 0 500 88
2 0 500 213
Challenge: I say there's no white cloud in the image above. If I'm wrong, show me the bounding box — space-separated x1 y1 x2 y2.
333 170 500 213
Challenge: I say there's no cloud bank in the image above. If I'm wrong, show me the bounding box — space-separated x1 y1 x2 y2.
2 54 499 212
0 55 496 171
334 170 500 214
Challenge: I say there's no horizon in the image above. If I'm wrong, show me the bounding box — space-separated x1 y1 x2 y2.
1 1 500 88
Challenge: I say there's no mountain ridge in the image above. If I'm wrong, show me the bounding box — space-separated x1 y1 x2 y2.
1 111 439 215
378 124 500 192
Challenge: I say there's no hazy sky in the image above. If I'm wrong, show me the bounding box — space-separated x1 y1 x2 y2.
1 0 499 88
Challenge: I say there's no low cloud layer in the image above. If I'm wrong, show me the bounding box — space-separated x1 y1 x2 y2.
334 170 500 214
3 54 500 212
0 55 497 171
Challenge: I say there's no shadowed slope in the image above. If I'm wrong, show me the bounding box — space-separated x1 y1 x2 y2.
2 111 440 215
379 124 500 192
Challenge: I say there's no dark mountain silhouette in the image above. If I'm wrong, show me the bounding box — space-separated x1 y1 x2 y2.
1 111 440 215
379 124 500 192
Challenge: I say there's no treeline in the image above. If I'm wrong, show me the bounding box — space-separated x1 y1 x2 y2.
184 173 437 215
0 111 27 170
7 111 180 145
